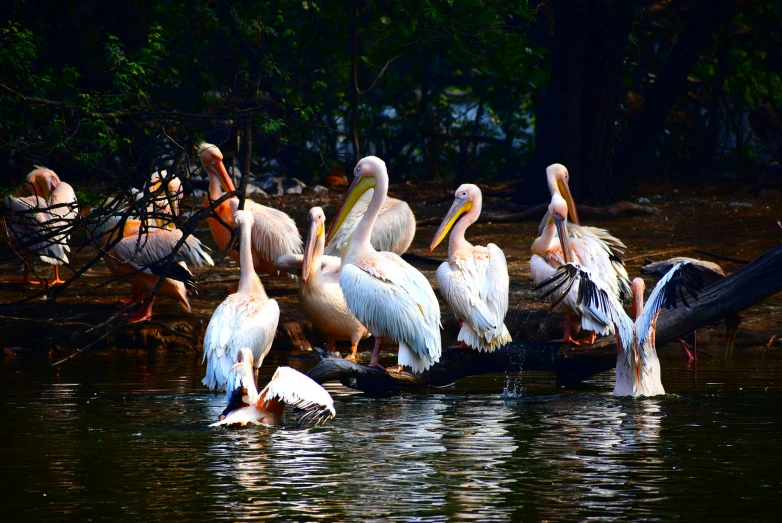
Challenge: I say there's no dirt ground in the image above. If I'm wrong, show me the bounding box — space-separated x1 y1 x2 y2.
1 179 780 363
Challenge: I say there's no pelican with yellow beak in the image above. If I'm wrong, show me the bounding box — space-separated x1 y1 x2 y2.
275 207 370 361
430 184 511 352
326 156 441 373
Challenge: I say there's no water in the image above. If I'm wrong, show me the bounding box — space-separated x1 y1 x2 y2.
1 352 781 521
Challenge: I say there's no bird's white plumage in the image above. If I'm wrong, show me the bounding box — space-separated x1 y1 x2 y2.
324 189 415 256
111 227 213 272
4 195 68 266
274 253 341 277
340 253 441 373
259 366 335 417
240 198 303 266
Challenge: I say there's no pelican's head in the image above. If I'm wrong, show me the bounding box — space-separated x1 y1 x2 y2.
26 166 60 200
198 143 235 193
234 209 253 233
549 193 574 263
326 156 385 245
631 277 646 319
546 163 579 226
303 207 327 284
430 184 481 252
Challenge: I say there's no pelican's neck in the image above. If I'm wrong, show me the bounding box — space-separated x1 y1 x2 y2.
531 219 556 257
208 168 224 201
547 173 559 197
449 199 480 255
352 174 388 250
307 234 325 284
632 289 644 320
238 221 264 295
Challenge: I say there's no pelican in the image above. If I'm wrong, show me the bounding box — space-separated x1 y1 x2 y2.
148 170 183 222
202 210 280 392
275 207 369 361
537 261 704 397
198 143 302 275
531 193 615 344
430 184 511 352
326 156 441 373
323 188 416 256
541 164 631 306
210 348 335 427
89 214 213 322
3 167 76 285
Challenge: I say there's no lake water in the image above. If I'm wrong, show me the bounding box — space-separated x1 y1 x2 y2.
1 350 780 521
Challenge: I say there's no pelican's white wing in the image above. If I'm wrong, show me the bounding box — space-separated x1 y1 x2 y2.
235 199 303 261
202 295 280 392
274 253 342 277
341 252 441 372
259 366 335 426
4 195 68 265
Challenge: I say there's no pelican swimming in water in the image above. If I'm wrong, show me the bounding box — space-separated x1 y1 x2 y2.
537 261 704 397
4 167 77 285
531 193 616 344
541 164 631 309
198 143 302 275
430 184 511 352
275 207 369 361
326 156 441 373
324 188 416 256
210 348 335 427
202 210 280 392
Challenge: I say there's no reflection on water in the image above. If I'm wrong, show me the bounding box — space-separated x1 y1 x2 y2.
1 352 781 521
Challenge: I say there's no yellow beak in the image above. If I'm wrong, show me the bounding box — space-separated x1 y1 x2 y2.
557 179 579 226
302 222 324 284
430 196 471 252
326 175 376 245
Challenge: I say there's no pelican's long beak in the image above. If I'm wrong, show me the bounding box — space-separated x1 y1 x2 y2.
302 222 324 284
213 159 236 193
553 213 574 263
557 179 579 226
430 196 471 252
326 175 376 245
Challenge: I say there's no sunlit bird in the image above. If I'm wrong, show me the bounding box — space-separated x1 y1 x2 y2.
148 169 183 223
275 207 369 361
210 348 335 427
430 184 511 352
326 156 441 373
198 143 302 275
324 188 416 256
202 210 280 392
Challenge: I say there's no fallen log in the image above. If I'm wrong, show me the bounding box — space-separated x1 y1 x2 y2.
416 201 658 226
308 244 782 394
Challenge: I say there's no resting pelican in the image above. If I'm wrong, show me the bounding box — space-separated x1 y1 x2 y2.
430 184 511 352
148 170 183 222
275 207 369 361
198 143 302 275
210 348 335 427
202 210 280 392
3 167 76 284
89 215 213 322
324 188 416 256
541 164 631 306
537 262 704 397
326 156 441 373
531 193 615 344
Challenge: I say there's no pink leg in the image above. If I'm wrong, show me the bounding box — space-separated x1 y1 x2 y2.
23 256 41 285
369 337 385 369
127 296 155 323
552 310 580 346
678 337 695 361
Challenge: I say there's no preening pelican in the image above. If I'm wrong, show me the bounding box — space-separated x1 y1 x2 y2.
148 170 183 222
430 184 511 352
89 215 213 322
537 261 704 397
198 143 302 275
531 193 615 344
541 164 631 305
323 188 416 256
202 210 280 392
210 348 335 427
275 207 369 361
3 167 76 285
326 156 441 373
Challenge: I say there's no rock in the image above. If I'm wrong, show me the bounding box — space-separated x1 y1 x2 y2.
312 185 328 197
636 197 651 204
286 178 307 195
246 183 269 199
192 189 207 200
260 176 285 197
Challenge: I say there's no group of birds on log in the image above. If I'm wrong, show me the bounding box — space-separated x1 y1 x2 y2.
3 146 727 428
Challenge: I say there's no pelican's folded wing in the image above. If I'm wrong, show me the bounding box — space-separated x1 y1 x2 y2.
258 366 335 427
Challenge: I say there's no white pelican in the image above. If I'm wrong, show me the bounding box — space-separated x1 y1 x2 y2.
537 261 704 397
326 156 441 373
198 143 302 275
531 193 615 344
541 164 631 306
202 210 280 392
3 167 76 285
148 170 183 222
275 207 369 361
323 188 416 256
89 215 213 322
430 184 511 352
210 348 335 427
